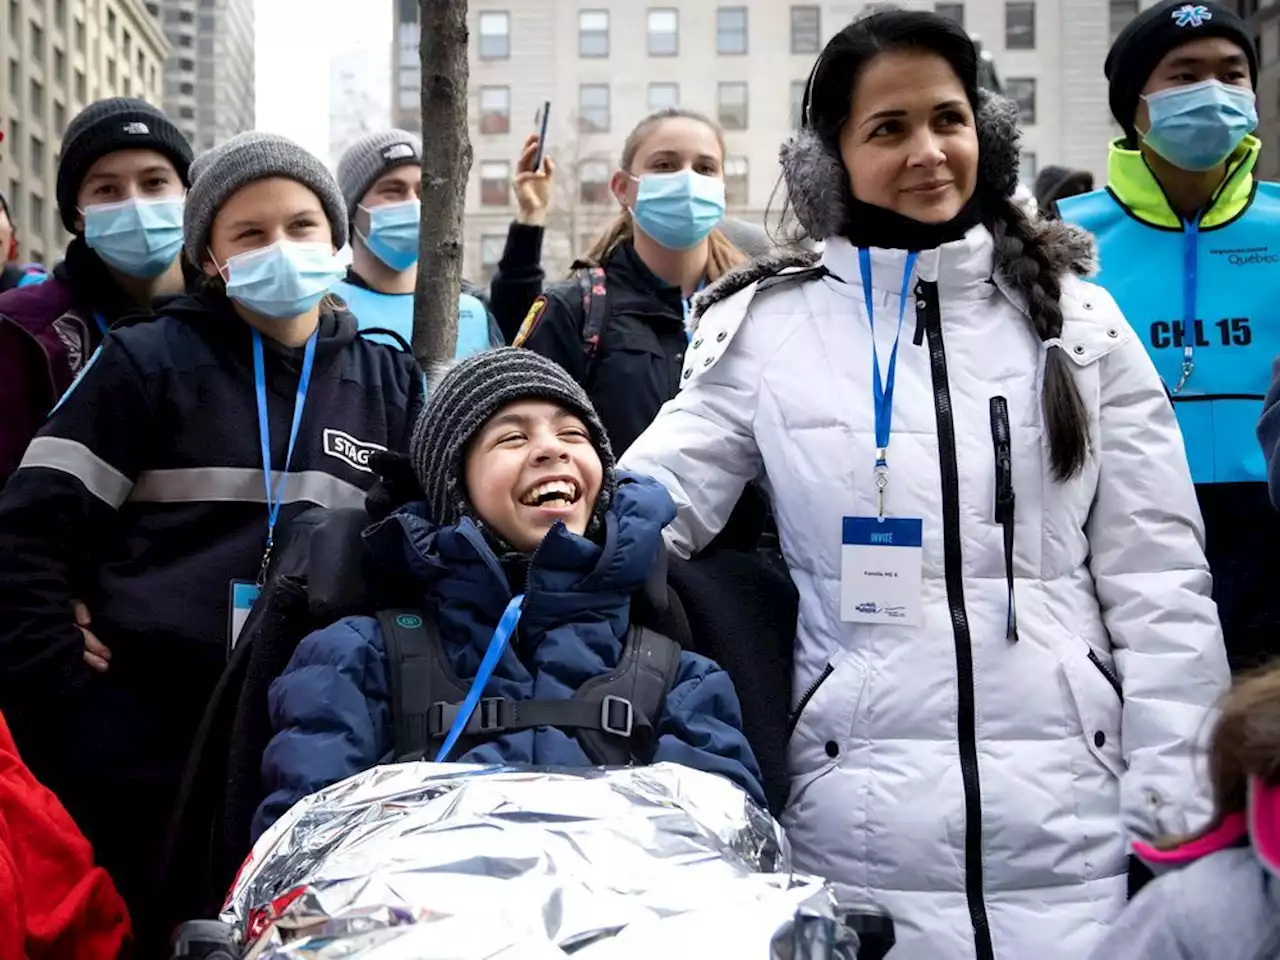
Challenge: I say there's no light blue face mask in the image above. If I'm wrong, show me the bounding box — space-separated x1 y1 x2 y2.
83 196 185 279
219 240 350 319
630 170 726 251
358 198 420 272
1141 79 1258 172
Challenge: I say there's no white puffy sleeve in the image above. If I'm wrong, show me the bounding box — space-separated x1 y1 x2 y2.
619 285 767 559
1082 299 1230 841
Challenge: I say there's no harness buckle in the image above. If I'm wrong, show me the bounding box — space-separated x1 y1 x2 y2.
476 698 504 733
600 695 634 738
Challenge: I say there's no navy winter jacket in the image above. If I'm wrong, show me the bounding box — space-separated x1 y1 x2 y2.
254 473 764 838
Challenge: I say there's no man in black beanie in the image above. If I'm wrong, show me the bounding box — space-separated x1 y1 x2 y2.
1059 1 1280 674
0 97 195 486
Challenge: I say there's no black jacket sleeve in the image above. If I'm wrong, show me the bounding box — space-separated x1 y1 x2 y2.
516 288 588 385
490 222 546 343
0 335 154 701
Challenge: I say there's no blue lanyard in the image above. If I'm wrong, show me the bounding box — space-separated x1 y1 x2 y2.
1172 219 1199 394
682 277 707 341
252 328 317 583
94 313 109 337
435 594 526 762
858 248 918 517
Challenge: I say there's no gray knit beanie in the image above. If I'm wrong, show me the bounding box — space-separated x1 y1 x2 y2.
336 129 422 219
409 348 617 534
184 132 349 267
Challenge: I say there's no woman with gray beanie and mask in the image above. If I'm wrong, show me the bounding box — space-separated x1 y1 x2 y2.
253 346 764 839
0 131 421 951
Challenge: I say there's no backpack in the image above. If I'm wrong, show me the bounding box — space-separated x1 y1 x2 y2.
539 262 609 385
378 608 684 766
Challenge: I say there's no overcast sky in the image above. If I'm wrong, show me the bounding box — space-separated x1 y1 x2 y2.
253 0 391 164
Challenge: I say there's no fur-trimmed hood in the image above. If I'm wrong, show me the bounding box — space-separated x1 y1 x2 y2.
692 217 1097 328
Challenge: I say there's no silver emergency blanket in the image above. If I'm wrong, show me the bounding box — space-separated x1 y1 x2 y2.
222 762 860 959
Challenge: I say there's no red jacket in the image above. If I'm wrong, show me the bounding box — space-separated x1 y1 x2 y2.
0 712 130 959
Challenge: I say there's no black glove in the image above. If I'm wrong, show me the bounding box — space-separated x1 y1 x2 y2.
365 450 426 522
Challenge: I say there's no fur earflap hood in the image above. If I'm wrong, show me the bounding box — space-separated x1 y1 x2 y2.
693 207 1097 327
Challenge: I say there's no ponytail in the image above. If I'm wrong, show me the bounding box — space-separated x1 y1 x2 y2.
988 200 1089 481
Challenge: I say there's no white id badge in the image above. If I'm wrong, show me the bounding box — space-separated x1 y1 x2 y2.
840 517 923 625
228 579 262 655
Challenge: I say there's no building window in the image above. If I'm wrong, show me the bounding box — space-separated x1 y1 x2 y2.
1019 150 1037 188
478 86 510 134
791 79 807 129
725 157 748 207
54 0 65 28
579 10 609 57
177 34 192 47
1264 20 1280 65
30 136 44 175
478 11 510 60
31 23 43 63
54 47 65 83
74 69 86 103
480 160 510 206
122 76 131 96
790 6 820 54
580 159 611 204
648 8 678 56
1108 0 1138 39
53 100 64 132
480 234 505 283
29 80 43 119
6 0 15 37
137 50 145 76
1006 77 1036 124
107 58 117 87
178 58 194 71
123 29 132 59
578 84 610 133
107 8 116 39
179 81 195 95
648 82 679 112
74 18 85 53
717 7 747 55
935 2 965 27
1005 2 1035 49
5 181 17 219
718 82 748 130
179 106 194 119
30 194 43 232
7 58 17 95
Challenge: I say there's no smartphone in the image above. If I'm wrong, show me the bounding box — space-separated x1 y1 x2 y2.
531 100 551 173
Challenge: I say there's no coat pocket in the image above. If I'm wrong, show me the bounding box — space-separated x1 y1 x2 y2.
1060 639 1126 781
786 649 869 809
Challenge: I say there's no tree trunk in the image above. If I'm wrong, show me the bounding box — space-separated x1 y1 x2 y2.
414 0 472 367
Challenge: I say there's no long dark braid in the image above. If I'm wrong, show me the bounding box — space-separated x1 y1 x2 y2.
988 199 1090 480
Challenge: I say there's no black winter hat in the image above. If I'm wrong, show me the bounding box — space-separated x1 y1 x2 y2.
1106 1 1258 144
409 348 617 535
56 98 193 232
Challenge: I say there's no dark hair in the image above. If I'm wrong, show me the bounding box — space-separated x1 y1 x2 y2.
775 8 1088 479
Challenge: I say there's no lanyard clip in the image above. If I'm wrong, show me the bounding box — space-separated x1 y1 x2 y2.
257 537 274 588
874 460 889 518
1171 346 1195 394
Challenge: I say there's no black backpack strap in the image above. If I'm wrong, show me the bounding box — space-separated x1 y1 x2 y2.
377 609 470 760
572 626 683 766
574 264 609 385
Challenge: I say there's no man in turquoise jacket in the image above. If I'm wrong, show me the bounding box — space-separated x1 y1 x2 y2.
333 130 500 356
1059 0 1279 671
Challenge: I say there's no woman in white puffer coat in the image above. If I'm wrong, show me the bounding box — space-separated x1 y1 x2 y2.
620 10 1229 960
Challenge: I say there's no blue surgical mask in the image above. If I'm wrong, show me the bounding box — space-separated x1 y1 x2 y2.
83 196 185 278
358 198 420 272
630 170 726 251
218 240 350 319
1141 79 1258 172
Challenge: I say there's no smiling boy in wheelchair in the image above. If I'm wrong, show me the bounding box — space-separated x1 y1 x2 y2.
252 348 765 839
